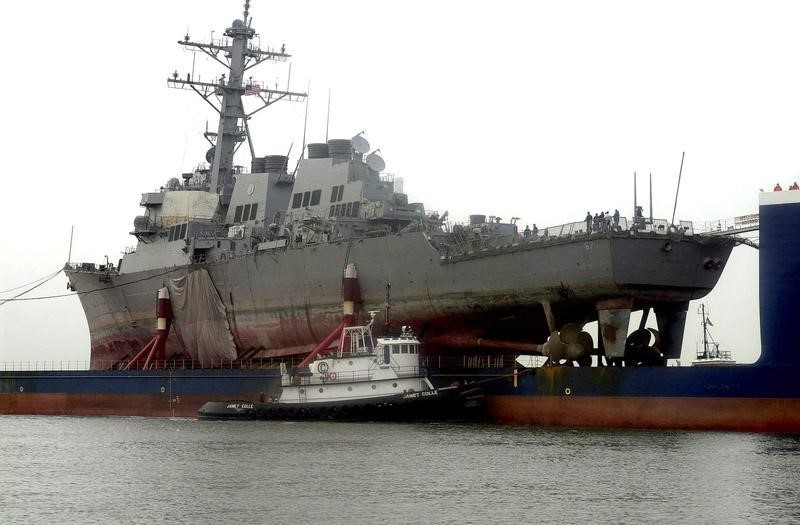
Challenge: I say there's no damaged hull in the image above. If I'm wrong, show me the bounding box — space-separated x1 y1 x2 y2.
65 232 734 369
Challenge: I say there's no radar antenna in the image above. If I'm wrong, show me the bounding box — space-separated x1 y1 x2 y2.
167 2 307 196
365 149 386 172
351 132 370 154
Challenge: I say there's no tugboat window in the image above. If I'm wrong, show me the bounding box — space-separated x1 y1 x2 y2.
179 223 187 239
318 388 324 393
392 345 400 354
401 345 409 354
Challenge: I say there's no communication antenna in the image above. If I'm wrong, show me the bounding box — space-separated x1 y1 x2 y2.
649 172 653 223
351 132 370 154
67 226 74 263
671 152 686 226
365 149 385 172
325 89 331 142
292 81 311 175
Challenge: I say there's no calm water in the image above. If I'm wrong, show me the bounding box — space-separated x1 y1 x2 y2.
1 416 799 524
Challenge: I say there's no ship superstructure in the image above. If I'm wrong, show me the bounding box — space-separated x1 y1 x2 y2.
65 3 736 371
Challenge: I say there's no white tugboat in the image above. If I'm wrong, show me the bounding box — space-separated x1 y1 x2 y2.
198 265 457 420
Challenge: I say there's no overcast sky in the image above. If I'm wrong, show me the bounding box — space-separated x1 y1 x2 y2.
1 0 795 366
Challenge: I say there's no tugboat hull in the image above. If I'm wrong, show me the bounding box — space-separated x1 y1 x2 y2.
197 387 462 421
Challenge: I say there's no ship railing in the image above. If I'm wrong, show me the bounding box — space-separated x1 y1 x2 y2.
0 361 93 371
64 262 118 274
0 355 546 373
443 216 698 257
694 214 758 235
0 358 311 372
420 354 516 369
289 367 413 385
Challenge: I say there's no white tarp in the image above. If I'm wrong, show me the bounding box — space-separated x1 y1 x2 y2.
161 191 219 226
169 269 238 361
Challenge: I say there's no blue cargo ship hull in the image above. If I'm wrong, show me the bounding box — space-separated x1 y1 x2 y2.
477 365 800 432
0 369 281 417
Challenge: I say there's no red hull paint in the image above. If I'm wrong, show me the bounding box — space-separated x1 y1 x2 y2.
0 393 235 418
486 395 800 432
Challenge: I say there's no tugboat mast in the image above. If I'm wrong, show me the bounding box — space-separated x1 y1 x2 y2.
167 0 306 197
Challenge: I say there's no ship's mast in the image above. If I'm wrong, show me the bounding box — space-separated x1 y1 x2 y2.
167 1 307 197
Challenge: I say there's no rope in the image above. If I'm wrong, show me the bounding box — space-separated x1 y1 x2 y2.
0 268 64 294
0 267 178 304
0 269 63 306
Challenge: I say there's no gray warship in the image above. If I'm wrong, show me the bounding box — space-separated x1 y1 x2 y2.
65 2 735 370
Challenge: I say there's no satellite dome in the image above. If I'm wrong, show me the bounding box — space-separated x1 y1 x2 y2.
231 19 245 28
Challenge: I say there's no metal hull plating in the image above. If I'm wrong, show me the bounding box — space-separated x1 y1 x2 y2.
0 369 280 417
482 366 800 432
66 232 733 369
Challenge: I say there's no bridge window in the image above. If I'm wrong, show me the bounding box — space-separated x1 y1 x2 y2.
234 205 243 222
330 185 344 202
302 191 311 207
351 201 360 217
401 345 409 354
329 205 335 217
291 193 302 208
345 202 353 216
249 203 258 220
310 189 321 206
242 204 251 222
392 345 400 354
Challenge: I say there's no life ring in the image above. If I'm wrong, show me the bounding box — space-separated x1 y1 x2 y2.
328 372 337 381
317 362 329 374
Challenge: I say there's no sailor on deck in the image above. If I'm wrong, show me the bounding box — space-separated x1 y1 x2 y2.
774 183 783 191
790 182 799 190
585 212 592 233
